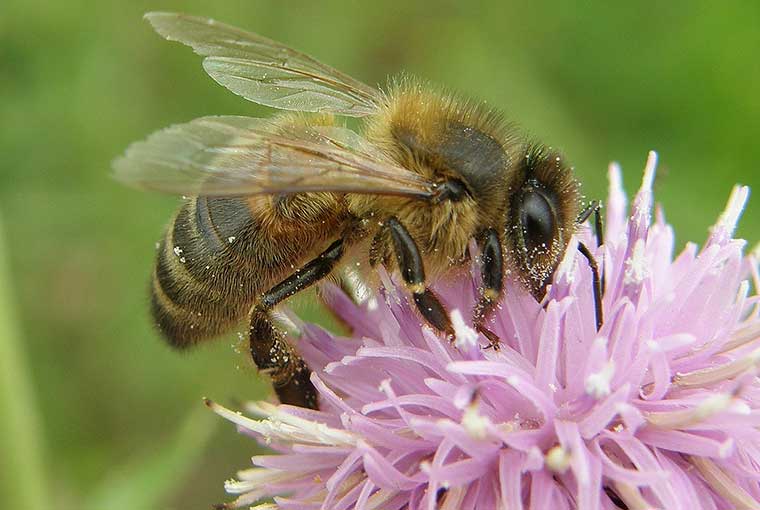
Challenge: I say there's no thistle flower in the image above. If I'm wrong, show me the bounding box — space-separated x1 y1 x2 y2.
208 152 760 510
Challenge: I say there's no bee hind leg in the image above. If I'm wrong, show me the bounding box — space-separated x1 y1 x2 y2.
249 310 317 408
249 238 344 409
385 217 454 339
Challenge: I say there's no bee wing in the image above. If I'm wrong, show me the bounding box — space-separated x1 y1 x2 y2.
113 116 435 198
145 12 382 117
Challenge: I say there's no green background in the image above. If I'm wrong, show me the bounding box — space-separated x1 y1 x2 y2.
1 1 758 508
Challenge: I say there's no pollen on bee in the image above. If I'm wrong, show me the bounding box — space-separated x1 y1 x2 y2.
483 288 500 301
172 246 187 263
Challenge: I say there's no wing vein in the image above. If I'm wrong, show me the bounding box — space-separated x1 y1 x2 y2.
114 116 435 199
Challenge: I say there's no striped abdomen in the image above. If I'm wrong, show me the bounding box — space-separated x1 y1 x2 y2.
150 196 262 347
150 194 347 348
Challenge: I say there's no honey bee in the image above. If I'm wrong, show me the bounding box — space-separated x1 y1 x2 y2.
115 12 602 409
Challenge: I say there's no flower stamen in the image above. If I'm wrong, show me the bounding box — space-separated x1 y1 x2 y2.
643 392 734 429
545 445 571 473
450 309 478 349
585 361 615 399
461 402 491 440
673 348 760 388
612 482 652 510
206 398 356 446
624 239 650 285
716 323 760 355
690 456 758 510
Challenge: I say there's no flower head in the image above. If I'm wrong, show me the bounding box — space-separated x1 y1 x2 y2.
210 152 760 509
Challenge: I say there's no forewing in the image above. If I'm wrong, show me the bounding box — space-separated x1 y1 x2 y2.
113 116 435 198
145 12 381 116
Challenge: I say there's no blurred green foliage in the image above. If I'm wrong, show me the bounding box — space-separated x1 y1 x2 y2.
0 0 758 508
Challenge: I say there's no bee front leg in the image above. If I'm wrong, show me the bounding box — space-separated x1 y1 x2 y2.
576 200 605 331
577 242 604 331
473 228 504 349
577 199 605 250
385 217 454 338
249 238 344 409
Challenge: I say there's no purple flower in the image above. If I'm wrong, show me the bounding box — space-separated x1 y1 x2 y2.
209 152 760 509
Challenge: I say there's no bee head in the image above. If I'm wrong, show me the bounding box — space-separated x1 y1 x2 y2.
506 145 580 299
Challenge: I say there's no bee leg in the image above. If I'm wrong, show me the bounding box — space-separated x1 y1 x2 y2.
577 200 606 293
577 200 596 222
369 229 392 268
593 203 606 294
249 310 317 409
578 242 604 331
249 238 344 409
385 217 454 338
578 200 605 247
593 202 605 249
473 228 504 350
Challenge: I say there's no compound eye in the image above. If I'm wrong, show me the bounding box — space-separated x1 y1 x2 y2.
519 189 557 255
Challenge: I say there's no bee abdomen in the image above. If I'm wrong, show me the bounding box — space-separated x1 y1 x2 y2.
150 197 258 348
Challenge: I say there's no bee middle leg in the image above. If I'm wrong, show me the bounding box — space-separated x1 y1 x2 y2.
384 217 454 338
249 238 344 409
473 228 504 349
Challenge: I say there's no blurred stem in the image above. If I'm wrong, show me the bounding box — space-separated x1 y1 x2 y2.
84 403 218 510
0 214 47 509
